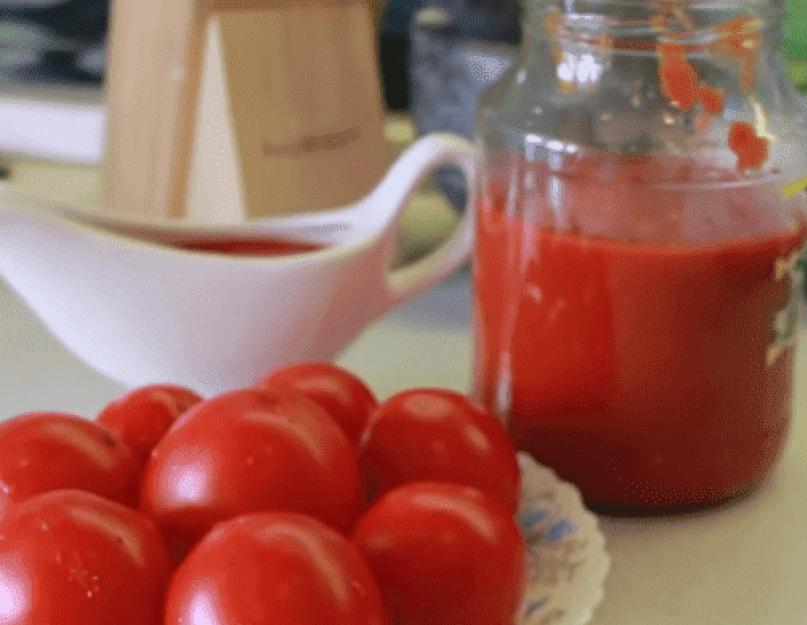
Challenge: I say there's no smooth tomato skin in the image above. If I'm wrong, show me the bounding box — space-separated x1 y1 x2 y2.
0 413 140 515
140 389 363 555
359 389 521 511
353 482 526 625
97 385 202 465
0 490 172 625
257 362 378 443
165 512 389 625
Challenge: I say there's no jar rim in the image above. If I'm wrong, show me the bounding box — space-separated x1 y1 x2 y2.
524 0 784 13
528 0 783 51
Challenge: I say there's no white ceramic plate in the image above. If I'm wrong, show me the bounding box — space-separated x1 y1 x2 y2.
517 453 610 625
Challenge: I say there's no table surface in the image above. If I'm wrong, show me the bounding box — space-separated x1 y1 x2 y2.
1 267 805 625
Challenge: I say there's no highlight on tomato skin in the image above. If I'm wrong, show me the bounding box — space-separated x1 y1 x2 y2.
139 388 364 559
256 362 378 443
165 512 390 625
353 481 527 625
0 489 172 625
97 384 202 466
0 412 140 515
359 388 521 512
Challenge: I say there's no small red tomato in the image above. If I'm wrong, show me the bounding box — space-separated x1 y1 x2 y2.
0 413 139 516
165 512 389 625
257 362 378 442
97 384 202 465
353 482 526 625
0 490 171 625
140 388 363 556
359 389 521 511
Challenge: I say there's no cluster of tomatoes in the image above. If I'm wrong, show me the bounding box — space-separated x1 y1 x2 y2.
0 363 526 625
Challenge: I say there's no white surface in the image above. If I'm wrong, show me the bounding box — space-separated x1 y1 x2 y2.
0 135 476 393
1 270 806 625
0 84 105 163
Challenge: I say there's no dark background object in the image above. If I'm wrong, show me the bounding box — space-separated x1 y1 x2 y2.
380 0 520 110
379 0 418 109
409 0 520 207
0 0 107 83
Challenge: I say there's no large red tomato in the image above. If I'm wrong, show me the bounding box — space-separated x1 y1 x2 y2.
0 490 171 625
140 388 363 556
353 482 526 625
97 384 202 465
165 512 389 625
359 389 521 510
0 413 139 517
257 362 378 443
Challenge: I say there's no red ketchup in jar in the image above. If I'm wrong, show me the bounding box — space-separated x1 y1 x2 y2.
473 1 807 511
474 156 805 510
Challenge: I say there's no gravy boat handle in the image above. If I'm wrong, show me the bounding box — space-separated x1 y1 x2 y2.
368 133 477 314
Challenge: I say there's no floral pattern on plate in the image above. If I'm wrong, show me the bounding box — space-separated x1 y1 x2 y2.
517 452 610 625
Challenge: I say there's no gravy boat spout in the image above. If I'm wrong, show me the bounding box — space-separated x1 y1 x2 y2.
0 134 476 394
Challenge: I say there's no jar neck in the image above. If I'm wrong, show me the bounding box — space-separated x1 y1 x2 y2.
521 0 786 56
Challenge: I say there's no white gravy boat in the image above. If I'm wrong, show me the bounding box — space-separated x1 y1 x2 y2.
0 134 476 394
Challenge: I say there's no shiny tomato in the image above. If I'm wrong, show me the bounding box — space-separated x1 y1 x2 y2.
0 490 171 625
97 384 202 465
140 388 363 556
257 362 378 442
0 413 139 517
165 512 389 625
359 389 521 510
353 482 526 625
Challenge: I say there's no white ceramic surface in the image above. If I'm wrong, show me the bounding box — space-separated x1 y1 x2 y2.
0 133 476 394
518 453 610 625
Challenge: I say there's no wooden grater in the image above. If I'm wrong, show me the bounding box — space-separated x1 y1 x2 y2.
103 0 389 221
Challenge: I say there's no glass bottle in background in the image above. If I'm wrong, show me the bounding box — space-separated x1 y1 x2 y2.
473 0 807 512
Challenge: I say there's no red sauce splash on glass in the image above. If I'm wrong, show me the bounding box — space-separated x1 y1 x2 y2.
729 121 770 171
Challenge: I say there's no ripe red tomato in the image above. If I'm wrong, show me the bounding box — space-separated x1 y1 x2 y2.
0 490 171 625
353 482 526 625
257 362 378 442
359 389 521 510
97 384 202 465
140 388 363 556
0 413 139 517
165 512 389 625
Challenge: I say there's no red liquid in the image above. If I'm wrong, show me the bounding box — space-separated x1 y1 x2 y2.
474 162 805 511
170 238 323 257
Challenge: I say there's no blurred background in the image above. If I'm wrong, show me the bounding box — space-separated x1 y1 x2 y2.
0 0 805 218
1 0 804 141
1 0 805 98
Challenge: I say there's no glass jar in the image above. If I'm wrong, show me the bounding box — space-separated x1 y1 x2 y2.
473 0 807 512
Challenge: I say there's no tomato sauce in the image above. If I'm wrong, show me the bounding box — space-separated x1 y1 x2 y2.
170 238 323 257
473 158 805 511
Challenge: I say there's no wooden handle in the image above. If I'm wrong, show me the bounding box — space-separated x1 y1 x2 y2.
103 0 213 218
187 0 388 220
104 0 387 221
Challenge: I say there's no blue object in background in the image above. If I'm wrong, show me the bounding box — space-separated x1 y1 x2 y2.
410 0 520 207
381 0 520 109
